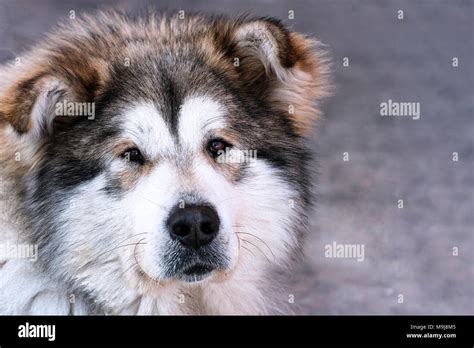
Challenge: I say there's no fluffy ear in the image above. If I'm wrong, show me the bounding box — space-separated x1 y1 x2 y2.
0 54 107 138
233 18 331 134
0 74 72 137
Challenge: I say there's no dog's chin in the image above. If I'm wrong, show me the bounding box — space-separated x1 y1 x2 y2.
176 262 217 283
124 257 237 294
128 243 236 286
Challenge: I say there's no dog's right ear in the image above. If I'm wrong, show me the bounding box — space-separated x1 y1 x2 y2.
0 54 108 139
229 18 331 135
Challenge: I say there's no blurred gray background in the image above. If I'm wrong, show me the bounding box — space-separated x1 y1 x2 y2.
0 0 472 314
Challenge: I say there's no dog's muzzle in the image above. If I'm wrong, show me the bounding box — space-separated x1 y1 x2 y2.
164 203 224 282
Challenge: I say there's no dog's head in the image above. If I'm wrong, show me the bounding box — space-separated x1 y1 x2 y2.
0 12 329 309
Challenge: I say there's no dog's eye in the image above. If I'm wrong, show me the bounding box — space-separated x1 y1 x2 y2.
121 148 144 164
208 139 230 158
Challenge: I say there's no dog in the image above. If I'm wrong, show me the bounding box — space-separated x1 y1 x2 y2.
0 10 330 314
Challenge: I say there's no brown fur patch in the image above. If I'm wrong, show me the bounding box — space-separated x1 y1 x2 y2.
233 21 331 135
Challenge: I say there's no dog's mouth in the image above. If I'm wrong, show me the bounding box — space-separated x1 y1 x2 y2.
178 262 216 282
161 242 231 283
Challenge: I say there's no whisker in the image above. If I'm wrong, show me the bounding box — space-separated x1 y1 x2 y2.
235 231 276 261
78 232 149 271
241 245 257 258
114 232 149 247
137 195 168 210
237 235 256 259
94 241 147 261
212 196 239 205
240 238 273 263
133 238 162 285
117 260 139 279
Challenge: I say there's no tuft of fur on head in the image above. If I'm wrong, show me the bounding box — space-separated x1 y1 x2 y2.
0 10 331 315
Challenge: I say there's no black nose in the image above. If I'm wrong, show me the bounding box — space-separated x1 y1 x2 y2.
167 205 220 249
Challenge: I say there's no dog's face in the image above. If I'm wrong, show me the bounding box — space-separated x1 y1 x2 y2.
0 12 329 308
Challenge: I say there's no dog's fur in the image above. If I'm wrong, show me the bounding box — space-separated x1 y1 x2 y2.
0 11 330 315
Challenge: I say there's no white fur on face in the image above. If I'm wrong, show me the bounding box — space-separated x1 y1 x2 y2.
42 98 300 314
53 174 141 312
116 98 299 281
128 161 181 279
177 95 226 152
121 97 235 279
121 103 175 159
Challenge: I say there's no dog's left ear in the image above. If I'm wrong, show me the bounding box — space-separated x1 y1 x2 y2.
232 18 331 135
